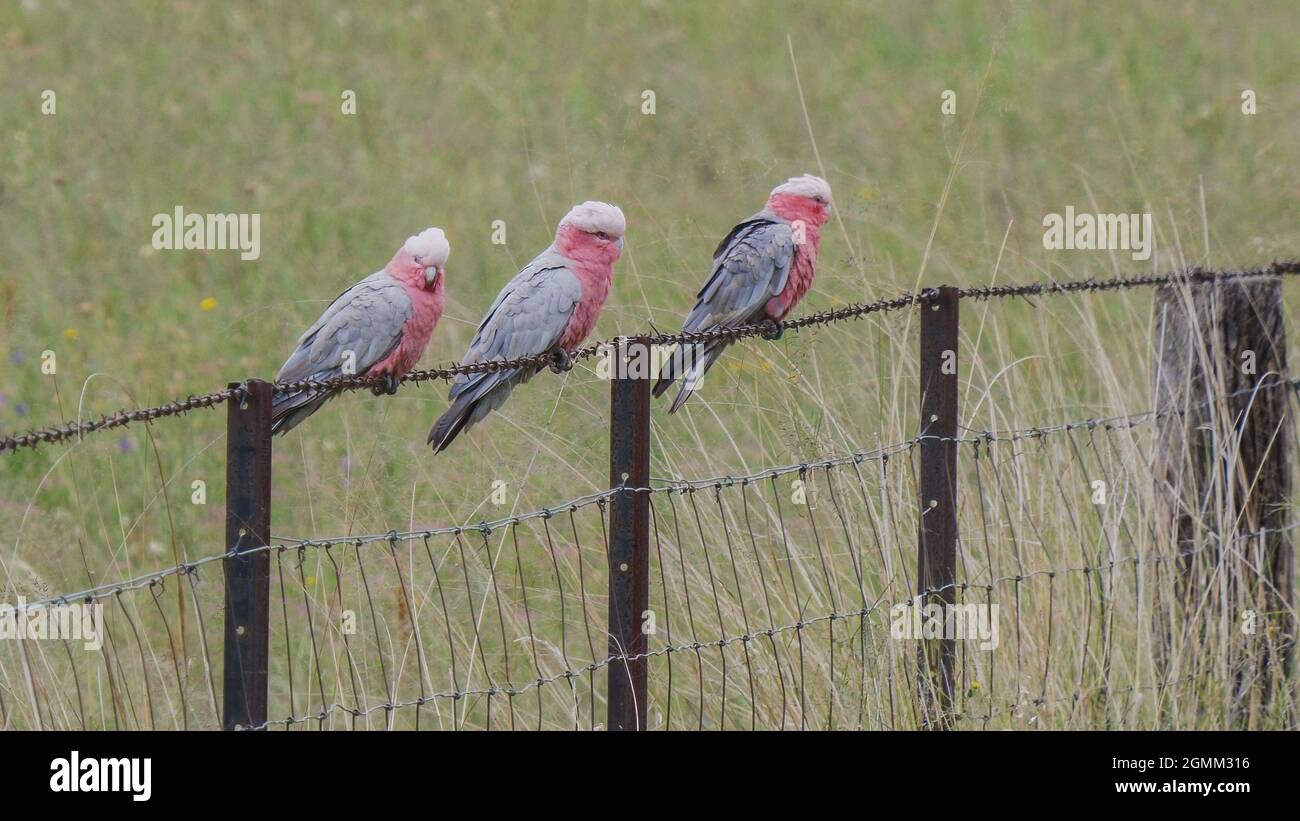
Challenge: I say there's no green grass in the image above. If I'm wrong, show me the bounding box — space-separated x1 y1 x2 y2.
1 0 1298 729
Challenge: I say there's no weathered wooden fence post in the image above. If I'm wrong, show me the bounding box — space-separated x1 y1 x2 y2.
918 287 959 729
607 337 651 731
222 379 273 730
1153 276 1293 724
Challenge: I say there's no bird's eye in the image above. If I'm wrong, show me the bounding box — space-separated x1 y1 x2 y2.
596 231 611 240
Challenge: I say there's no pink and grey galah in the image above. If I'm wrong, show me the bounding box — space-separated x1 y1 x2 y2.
271 227 450 434
428 201 625 452
653 174 832 412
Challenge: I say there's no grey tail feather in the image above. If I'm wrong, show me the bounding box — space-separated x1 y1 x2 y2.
667 383 694 414
665 343 725 413
428 392 476 453
271 389 335 436
653 342 698 399
430 368 529 452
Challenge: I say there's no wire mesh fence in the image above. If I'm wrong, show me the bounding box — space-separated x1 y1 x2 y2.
1 265 1297 730
3 392 1295 729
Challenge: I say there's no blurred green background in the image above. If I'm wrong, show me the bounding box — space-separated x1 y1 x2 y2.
2 0 1298 590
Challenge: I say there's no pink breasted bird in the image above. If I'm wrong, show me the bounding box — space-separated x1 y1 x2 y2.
271 227 450 434
428 201 625 452
653 174 832 412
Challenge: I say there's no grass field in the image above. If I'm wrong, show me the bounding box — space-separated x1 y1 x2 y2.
1 0 1298 729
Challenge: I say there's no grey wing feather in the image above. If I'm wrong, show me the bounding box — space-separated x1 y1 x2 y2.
453 250 580 387
684 214 795 332
429 248 581 451
272 272 413 434
653 213 794 410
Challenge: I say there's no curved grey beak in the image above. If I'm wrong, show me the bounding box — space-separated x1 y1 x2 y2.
424 266 441 286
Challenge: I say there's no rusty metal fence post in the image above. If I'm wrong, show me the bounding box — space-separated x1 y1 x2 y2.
607 337 651 730
918 287 959 729
222 379 273 730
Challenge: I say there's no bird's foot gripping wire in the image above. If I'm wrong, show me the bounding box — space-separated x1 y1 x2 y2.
760 319 784 341
371 373 400 396
548 347 574 374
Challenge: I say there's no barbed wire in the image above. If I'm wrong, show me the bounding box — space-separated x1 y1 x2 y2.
955 259 1300 301
4 261 1296 455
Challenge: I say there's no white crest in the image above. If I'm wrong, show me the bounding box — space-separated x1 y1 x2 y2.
770 174 832 202
559 201 626 237
403 227 450 265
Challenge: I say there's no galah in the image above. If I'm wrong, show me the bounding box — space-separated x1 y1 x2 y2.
653 174 832 412
428 201 625 452
271 227 450 434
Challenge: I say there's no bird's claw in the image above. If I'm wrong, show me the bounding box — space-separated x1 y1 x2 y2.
760 320 784 341
548 348 574 374
371 373 400 396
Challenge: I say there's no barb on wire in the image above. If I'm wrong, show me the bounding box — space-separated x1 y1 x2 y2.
5 261 1296 455
0 388 239 455
956 259 1300 301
